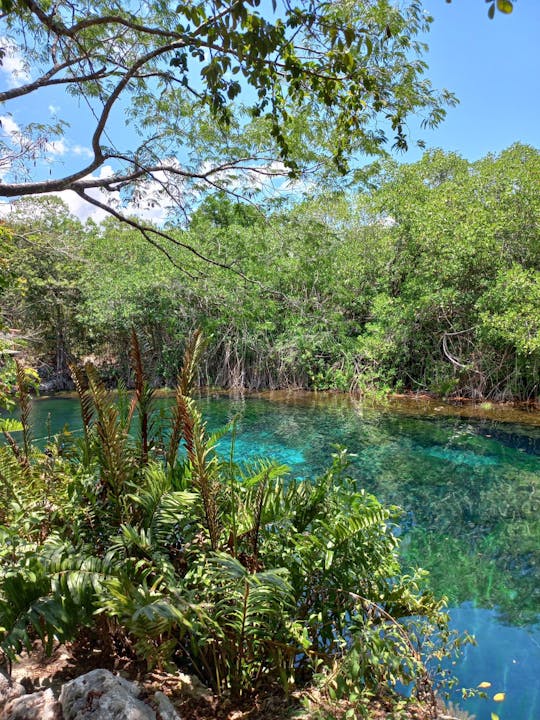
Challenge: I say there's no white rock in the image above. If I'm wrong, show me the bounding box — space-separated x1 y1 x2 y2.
175 672 210 699
0 672 25 712
59 668 155 720
3 688 61 720
154 691 183 720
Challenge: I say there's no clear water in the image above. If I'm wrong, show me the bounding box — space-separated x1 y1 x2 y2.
23 395 540 719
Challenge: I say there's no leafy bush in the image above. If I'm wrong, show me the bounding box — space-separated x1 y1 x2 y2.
0 332 464 713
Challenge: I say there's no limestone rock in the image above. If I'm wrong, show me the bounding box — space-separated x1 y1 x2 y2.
3 687 61 720
175 672 210 700
154 691 183 720
0 672 25 712
59 668 155 720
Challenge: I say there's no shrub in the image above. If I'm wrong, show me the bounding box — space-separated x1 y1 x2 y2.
0 331 463 714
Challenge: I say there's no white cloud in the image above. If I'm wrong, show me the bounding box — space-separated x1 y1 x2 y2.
48 104 61 116
46 165 118 222
72 144 93 158
0 114 21 139
43 165 172 223
0 38 30 88
51 189 112 223
0 192 111 224
45 139 67 156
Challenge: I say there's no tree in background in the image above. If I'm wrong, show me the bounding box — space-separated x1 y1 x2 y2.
1 146 538 400
1 197 87 380
354 144 540 399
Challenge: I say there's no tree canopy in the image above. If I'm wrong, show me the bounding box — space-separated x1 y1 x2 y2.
0 0 457 234
2 144 538 401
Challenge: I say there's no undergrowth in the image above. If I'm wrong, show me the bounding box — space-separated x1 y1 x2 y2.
0 331 470 717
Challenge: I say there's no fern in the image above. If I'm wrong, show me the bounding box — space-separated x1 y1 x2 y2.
199 552 298 695
69 363 94 441
167 329 206 469
0 537 113 660
14 360 32 463
0 417 23 433
85 362 134 518
0 330 456 711
130 329 157 465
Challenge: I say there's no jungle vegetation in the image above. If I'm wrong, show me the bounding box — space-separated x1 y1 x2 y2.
0 331 469 718
1 144 539 402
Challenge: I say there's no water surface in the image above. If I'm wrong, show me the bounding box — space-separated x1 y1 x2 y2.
26 393 540 720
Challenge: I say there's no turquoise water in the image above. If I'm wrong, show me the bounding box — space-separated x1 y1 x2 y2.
23 395 540 719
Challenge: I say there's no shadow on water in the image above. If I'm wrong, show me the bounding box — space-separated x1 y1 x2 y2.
19 393 540 720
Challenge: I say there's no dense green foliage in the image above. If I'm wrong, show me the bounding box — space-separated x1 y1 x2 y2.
1 0 452 214
0 333 463 715
1 144 539 400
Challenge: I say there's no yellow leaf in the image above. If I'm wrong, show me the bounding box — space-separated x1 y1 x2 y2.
497 0 513 14
493 692 506 702
478 681 492 688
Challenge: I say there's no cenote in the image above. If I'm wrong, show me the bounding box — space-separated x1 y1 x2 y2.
27 393 540 720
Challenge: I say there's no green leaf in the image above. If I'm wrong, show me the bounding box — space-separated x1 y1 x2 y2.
497 0 513 13
0 418 23 432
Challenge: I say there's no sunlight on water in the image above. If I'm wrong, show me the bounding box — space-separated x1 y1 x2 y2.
25 394 540 720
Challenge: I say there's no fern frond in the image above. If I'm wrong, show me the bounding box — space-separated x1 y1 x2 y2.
205 553 296 694
0 539 114 660
69 362 94 438
167 389 190 469
0 447 27 521
130 329 156 465
179 329 206 397
85 362 134 515
167 329 206 469
14 360 32 462
1 429 25 469
0 418 23 433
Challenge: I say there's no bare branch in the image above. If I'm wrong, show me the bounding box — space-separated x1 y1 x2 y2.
0 60 109 103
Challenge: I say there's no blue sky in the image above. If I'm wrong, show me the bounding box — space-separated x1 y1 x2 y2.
402 0 540 162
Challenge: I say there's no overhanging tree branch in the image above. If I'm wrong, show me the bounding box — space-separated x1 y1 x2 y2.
1 0 458 254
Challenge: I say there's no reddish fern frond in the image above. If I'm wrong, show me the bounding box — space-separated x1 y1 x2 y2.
69 363 94 439
15 360 32 461
191 420 220 551
179 328 206 397
166 386 184 470
130 328 153 465
85 361 133 516
167 329 205 469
